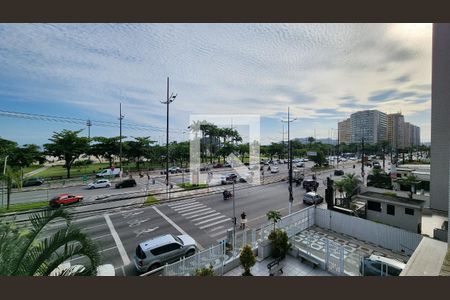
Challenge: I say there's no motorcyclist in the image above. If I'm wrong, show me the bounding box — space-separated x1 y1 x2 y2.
223 189 231 200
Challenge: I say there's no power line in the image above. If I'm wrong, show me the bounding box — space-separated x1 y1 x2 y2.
0 109 184 133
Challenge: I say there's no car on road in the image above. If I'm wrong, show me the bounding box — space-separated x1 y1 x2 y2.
239 172 254 183
334 170 344 176
303 179 319 190
373 161 381 169
270 166 279 173
87 179 111 189
49 194 83 208
301 158 309 162
295 162 305 168
221 173 238 184
134 234 197 273
360 254 405 276
115 178 137 189
303 192 324 205
213 163 223 168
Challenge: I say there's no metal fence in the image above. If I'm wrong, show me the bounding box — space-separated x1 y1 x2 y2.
228 228 257 257
257 205 315 243
314 207 423 255
162 242 227 276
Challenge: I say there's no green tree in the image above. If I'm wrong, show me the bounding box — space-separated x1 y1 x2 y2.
336 173 362 198
88 136 122 168
0 208 100 276
307 137 315 148
266 210 282 231
123 137 155 170
44 129 90 178
194 264 214 276
238 143 249 163
169 141 190 168
239 244 256 276
310 150 327 167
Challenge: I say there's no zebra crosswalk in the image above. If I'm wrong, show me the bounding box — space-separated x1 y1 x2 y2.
166 199 231 239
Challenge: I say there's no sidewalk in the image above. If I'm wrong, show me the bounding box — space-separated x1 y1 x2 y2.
224 254 331 276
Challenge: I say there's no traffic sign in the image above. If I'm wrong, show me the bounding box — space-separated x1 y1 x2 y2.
307 151 317 156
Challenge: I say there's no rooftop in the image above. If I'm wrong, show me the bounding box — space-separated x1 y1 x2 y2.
357 191 425 207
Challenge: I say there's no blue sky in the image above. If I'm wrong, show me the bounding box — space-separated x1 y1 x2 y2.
0 24 432 147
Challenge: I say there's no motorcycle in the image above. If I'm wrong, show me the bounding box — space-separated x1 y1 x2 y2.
223 190 232 200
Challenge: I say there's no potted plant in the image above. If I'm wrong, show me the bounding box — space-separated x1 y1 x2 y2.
194 264 214 276
240 244 256 276
268 228 292 259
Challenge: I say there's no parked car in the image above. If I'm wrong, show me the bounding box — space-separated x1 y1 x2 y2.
296 162 305 168
373 162 381 169
213 163 223 168
303 192 324 205
270 166 279 173
169 166 181 174
134 234 197 273
87 179 111 189
303 179 319 190
223 163 232 168
115 178 137 189
360 255 405 276
334 170 344 176
96 168 121 178
49 194 83 208
221 173 238 184
13 177 44 188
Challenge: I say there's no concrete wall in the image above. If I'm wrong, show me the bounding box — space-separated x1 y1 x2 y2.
366 202 422 233
430 24 450 213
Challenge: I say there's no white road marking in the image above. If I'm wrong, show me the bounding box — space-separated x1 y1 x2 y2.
195 215 229 226
185 209 216 219
182 208 214 217
92 233 112 241
177 204 206 214
134 227 159 238
208 225 225 232
127 218 151 228
166 199 197 207
169 201 199 209
190 212 221 222
104 214 131 266
172 203 204 211
210 229 228 237
99 246 118 253
152 206 204 251
122 211 144 218
199 218 231 229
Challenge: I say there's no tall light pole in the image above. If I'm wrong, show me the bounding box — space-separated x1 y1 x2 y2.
161 77 177 199
282 107 297 215
87 119 92 161
2 155 8 208
119 103 124 177
361 128 365 185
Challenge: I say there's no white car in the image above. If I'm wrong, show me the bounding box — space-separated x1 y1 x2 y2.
270 166 279 173
88 179 111 189
301 158 309 162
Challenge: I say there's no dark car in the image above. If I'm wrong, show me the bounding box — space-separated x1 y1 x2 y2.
115 179 137 189
221 173 238 184
49 194 83 208
303 179 319 190
334 170 344 176
213 163 223 168
303 192 324 205
373 162 381 169
13 177 44 188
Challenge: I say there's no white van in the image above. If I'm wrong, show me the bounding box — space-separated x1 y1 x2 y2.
96 168 121 178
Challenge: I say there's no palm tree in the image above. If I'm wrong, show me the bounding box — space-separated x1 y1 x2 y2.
266 210 282 231
341 173 362 198
334 180 345 198
0 208 100 276
307 137 315 149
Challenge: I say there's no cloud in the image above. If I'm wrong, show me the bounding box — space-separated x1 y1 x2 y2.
0 23 432 144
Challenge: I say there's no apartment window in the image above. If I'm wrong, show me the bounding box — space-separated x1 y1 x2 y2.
405 208 415 216
387 204 395 215
367 201 382 212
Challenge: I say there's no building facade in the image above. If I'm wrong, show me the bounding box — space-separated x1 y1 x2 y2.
350 110 387 144
387 113 405 150
338 118 352 144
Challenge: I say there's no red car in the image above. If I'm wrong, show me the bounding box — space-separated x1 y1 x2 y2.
49 194 83 208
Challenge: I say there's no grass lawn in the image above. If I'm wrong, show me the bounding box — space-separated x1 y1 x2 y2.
23 165 44 174
35 163 111 179
144 195 159 206
0 201 49 214
311 165 334 172
177 183 208 190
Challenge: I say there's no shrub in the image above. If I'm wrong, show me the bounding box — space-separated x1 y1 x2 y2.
268 228 292 259
239 244 256 276
194 265 214 276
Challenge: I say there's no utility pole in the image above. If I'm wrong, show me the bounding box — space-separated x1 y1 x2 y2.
361 128 365 186
87 119 92 161
282 107 297 215
119 103 124 177
161 77 177 200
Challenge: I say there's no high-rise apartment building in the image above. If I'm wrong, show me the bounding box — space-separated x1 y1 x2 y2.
387 113 405 150
350 110 387 144
413 125 421 146
403 122 412 148
338 118 351 144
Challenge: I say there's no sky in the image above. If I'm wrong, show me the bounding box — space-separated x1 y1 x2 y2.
0 23 432 147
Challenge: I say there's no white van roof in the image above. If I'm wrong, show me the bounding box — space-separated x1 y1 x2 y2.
368 254 406 269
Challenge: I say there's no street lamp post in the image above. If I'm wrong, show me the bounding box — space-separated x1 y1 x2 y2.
1 155 8 208
119 103 124 178
282 107 297 215
161 77 177 200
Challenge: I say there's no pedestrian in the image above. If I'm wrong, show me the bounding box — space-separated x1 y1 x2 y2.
240 211 247 229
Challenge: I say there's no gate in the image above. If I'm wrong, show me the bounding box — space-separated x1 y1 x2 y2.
325 239 344 275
